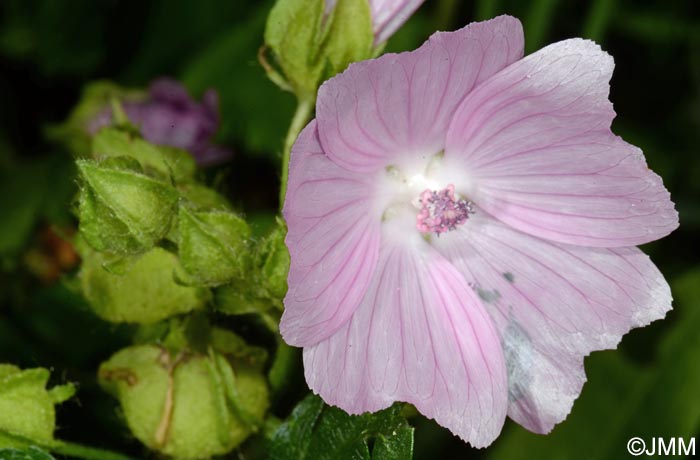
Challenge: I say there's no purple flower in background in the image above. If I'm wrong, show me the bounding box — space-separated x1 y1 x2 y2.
281 16 678 446
89 78 232 167
324 0 426 44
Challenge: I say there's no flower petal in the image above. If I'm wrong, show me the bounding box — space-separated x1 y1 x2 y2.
281 121 382 347
317 15 524 172
304 233 508 447
445 38 678 247
372 0 426 45
431 211 672 433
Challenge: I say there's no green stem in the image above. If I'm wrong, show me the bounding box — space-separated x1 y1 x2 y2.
279 96 315 210
52 442 133 460
0 430 132 460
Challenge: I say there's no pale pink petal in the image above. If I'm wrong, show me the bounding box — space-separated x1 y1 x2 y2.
282 121 382 346
372 0 426 45
431 211 672 433
317 15 524 172
445 38 678 247
304 233 508 447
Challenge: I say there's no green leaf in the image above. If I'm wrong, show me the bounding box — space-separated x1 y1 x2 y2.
77 158 178 254
371 425 414 460
269 395 324 460
177 207 251 286
491 268 700 460
270 395 414 460
0 0 106 76
0 165 46 259
0 366 74 450
181 8 295 156
0 446 55 460
0 156 75 264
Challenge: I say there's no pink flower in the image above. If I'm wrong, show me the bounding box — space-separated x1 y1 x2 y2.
281 16 678 447
324 0 426 44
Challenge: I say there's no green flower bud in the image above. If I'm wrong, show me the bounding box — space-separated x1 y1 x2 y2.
264 0 373 97
258 218 289 301
92 128 196 184
177 183 232 211
79 244 208 324
214 218 288 315
178 207 251 287
98 336 269 459
77 157 178 254
0 365 75 449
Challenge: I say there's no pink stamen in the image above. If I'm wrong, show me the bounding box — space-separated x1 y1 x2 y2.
416 184 473 235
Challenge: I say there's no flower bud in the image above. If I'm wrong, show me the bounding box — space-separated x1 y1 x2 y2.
98 332 269 459
258 218 290 301
214 218 288 315
79 244 208 324
77 157 178 254
264 0 424 96
92 128 196 184
51 79 232 167
177 208 251 287
177 182 232 211
265 0 373 96
0 365 74 449
325 0 426 45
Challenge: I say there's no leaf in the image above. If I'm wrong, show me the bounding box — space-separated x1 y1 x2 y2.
371 425 414 460
0 447 55 460
491 268 700 460
268 395 324 460
181 8 295 156
0 156 75 262
0 0 105 76
0 367 74 450
120 0 242 83
269 395 414 460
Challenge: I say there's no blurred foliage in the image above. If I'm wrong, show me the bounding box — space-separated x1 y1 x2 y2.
1 0 699 459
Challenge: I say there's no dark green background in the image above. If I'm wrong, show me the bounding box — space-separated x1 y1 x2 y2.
1 0 698 459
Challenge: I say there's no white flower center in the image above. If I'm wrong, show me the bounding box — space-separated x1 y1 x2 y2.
380 153 474 236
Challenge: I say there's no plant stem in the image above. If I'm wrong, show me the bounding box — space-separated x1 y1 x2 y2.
279 96 315 210
0 430 132 460
52 441 133 460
